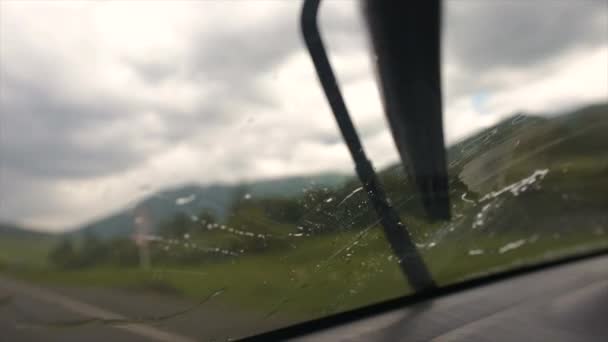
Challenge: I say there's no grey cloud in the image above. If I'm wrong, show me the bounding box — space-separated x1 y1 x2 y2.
320 0 367 54
0 1 367 229
125 4 304 125
445 1 607 73
1 5 308 181
189 18 298 82
316 133 342 146
124 0 367 115
0 84 237 183
127 58 178 84
187 0 363 83
0 170 62 222
0 74 149 179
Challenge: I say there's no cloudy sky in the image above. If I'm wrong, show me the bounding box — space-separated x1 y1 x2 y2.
1 0 606 232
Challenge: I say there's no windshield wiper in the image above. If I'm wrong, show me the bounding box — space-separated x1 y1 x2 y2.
364 0 450 221
301 0 445 291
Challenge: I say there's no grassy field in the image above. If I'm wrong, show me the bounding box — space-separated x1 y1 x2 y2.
3 167 607 320
3 227 607 319
0 235 56 269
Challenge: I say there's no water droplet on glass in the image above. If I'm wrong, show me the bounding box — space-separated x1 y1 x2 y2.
175 194 196 205
243 193 252 200
498 239 526 254
479 169 549 201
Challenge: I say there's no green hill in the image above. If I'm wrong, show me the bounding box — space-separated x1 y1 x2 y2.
73 173 349 239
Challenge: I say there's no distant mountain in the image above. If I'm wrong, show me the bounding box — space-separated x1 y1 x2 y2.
0 222 52 238
74 173 349 239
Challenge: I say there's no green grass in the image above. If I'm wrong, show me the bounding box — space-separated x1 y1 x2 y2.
4 227 607 319
0 235 57 269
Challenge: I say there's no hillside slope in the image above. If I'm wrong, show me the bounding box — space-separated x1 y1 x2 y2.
74 173 348 238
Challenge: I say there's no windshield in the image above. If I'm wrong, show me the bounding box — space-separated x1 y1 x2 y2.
1 1 607 341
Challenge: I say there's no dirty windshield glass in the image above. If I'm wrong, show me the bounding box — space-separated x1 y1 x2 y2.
1 1 607 341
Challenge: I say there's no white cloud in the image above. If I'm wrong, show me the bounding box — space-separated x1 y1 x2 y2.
0 0 606 231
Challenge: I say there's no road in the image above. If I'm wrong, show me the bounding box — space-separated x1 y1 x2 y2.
0 275 197 342
0 275 289 341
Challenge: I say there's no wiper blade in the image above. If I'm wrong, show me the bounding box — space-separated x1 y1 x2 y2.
301 0 435 291
364 0 451 221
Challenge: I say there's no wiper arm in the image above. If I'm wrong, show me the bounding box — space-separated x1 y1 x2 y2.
301 0 436 291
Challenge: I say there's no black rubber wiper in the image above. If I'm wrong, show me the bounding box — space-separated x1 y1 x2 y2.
301 0 436 291
364 0 450 221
